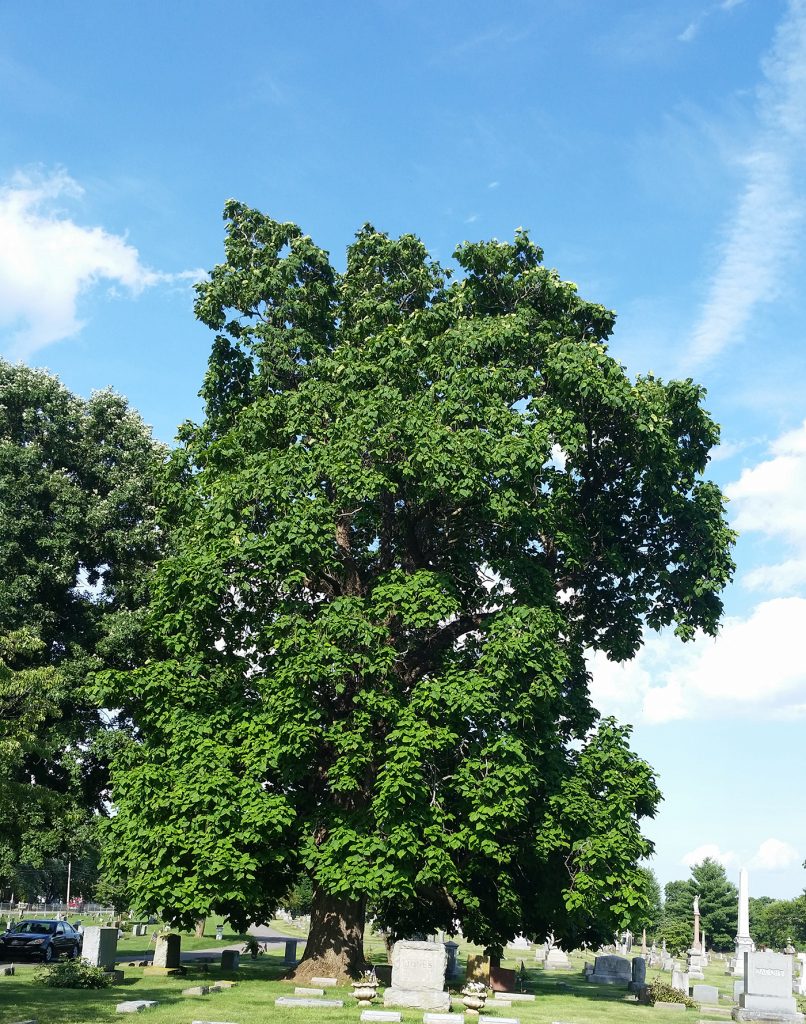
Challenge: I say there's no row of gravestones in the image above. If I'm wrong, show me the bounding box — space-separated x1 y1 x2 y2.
81 925 242 975
583 948 803 1022
275 941 526 1024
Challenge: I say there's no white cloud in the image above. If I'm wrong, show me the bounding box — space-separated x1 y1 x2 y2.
588 597 806 723
488 181 500 190
678 20 701 43
727 419 806 591
682 843 738 868
748 838 800 871
686 0 806 364
0 168 204 357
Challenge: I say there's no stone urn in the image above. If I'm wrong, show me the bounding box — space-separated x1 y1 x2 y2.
461 986 488 1015
352 973 379 1006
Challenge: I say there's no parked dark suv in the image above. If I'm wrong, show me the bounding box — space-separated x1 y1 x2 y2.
0 920 82 961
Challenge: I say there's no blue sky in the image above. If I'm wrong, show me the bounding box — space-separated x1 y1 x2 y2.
2 1 805 905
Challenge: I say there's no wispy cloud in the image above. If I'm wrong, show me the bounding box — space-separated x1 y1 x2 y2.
0 167 205 358
679 0 747 43
433 23 531 63
686 0 806 365
488 181 500 190
678 21 702 43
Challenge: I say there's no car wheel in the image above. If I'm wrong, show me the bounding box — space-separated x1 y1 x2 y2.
70 943 80 959
43 944 54 963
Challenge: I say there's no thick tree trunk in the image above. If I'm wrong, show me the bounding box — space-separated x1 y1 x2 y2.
194 918 206 939
287 887 366 983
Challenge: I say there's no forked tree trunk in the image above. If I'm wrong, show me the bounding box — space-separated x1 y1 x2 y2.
287 887 366 983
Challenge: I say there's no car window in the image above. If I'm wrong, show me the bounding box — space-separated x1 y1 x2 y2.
55 924 64 935
17 921 55 934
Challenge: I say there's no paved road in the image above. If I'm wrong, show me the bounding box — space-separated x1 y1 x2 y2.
115 923 308 964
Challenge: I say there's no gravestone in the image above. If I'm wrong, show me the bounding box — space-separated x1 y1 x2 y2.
735 950 803 1022
489 964 516 991
796 953 806 996
82 925 118 970
466 954 490 984
275 997 344 1008
628 956 646 992
144 933 181 975
691 983 719 1004
509 935 530 950
734 979 744 1001
587 954 631 985
444 941 460 980
544 947 572 971
361 1013 401 1023
220 950 239 970
671 968 689 994
116 1001 158 1013
295 988 324 996
284 939 298 966
383 940 449 1011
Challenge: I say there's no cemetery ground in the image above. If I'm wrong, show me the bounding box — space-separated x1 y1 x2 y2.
0 926 756 1024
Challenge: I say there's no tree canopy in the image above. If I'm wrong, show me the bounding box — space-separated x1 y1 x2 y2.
660 859 738 953
0 361 165 894
102 204 734 977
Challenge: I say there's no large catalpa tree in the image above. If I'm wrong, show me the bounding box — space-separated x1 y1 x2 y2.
103 203 734 978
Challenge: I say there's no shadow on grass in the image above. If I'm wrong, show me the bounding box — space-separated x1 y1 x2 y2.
0 960 290 1024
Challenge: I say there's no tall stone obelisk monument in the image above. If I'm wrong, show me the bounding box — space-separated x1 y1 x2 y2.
731 867 754 976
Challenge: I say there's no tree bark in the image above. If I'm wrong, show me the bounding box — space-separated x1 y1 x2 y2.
194 918 206 939
287 887 367 982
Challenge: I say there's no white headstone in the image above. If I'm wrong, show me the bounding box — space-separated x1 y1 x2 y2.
735 950 802 1021
544 947 571 970
383 941 449 1012
82 926 118 969
796 953 806 996
275 997 344 1008
691 983 719 1004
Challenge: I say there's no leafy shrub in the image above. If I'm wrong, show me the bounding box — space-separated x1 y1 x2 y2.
645 980 697 1008
35 959 113 989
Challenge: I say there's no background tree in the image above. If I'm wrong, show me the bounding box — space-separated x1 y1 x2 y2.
750 896 806 949
690 858 737 951
103 204 734 978
629 867 663 941
0 362 165 894
659 878 696 956
282 875 314 918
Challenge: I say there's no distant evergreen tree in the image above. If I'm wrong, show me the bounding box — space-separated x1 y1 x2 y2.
691 858 737 951
660 878 695 955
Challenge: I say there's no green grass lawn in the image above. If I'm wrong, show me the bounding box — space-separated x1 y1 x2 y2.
0 942 744 1024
